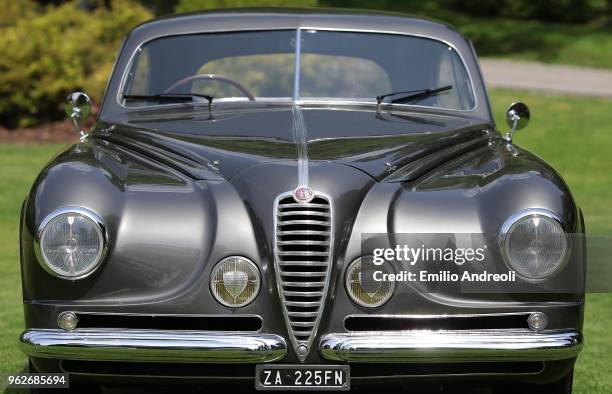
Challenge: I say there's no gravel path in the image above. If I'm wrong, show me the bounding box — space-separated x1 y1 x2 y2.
480 58 612 98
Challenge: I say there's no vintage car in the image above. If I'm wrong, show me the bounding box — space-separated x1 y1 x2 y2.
19 9 584 393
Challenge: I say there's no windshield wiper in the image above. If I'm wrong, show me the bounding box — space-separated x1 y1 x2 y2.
376 85 453 106
123 93 214 106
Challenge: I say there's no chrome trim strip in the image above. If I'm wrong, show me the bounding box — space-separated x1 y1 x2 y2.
115 28 478 114
319 330 582 363
292 28 302 102
291 105 309 188
500 208 566 235
20 329 286 364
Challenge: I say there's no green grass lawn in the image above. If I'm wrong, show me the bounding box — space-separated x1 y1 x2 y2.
490 90 612 393
0 89 610 392
0 144 62 372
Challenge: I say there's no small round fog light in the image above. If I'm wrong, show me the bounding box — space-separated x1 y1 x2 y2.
57 311 78 331
210 256 261 307
527 312 548 331
345 256 395 308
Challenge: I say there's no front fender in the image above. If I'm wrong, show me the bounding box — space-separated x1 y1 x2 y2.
335 140 583 314
21 138 222 307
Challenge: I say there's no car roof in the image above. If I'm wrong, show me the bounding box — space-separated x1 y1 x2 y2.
130 8 464 45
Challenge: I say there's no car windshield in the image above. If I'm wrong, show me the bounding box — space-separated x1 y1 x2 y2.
121 29 475 111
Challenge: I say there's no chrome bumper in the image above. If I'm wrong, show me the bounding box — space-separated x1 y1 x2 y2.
319 330 583 363
21 329 286 363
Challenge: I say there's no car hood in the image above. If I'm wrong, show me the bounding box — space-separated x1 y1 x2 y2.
96 106 491 182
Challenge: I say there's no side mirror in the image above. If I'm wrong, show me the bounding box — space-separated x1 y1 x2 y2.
503 102 530 143
65 92 92 140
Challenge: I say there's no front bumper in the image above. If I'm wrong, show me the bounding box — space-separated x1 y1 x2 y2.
319 330 583 363
21 328 582 365
20 329 287 363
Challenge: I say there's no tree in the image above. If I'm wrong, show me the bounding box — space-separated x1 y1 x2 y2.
176 0 318 13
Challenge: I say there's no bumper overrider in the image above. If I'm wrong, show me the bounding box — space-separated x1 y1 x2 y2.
21 328 582 364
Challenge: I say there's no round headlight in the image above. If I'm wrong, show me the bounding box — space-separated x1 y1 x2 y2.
210 256 261 307
500 209 570 280
37 208 106 279
345 256 395 308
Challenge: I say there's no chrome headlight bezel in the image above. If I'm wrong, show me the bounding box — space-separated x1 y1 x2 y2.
210 256 261 308
345 256 396 308
35 207 107 280
499 209 571 281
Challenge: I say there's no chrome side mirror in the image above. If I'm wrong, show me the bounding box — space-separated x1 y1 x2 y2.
65 92 92 140
503 102 530 143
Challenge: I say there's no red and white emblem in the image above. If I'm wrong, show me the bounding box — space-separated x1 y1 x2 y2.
293 186 314 203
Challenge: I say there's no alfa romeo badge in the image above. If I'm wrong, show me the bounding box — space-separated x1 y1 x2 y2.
293 185 314 203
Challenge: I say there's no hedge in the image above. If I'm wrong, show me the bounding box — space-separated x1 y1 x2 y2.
1 0 610 128
0 0 151 128
176 0 318 12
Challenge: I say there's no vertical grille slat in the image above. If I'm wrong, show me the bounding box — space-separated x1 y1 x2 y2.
274 193 332 361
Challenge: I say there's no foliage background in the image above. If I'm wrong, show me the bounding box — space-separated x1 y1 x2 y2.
0 0 152 128
0 0 612 128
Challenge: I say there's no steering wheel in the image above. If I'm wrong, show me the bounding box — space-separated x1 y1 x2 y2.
164 74 256 101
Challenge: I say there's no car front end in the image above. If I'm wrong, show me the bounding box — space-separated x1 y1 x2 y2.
19 10 584 393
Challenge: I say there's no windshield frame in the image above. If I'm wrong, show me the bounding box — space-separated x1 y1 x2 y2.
115 27 478 113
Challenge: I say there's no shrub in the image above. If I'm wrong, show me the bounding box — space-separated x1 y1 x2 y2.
448 0 595 23
0 0 39 28
504 0 594 23
176 0 318 13
0 0 152 128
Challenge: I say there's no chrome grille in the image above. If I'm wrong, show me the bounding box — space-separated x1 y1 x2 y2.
274 192 332 361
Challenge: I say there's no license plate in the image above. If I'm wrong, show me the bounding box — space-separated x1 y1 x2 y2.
255 364 350 391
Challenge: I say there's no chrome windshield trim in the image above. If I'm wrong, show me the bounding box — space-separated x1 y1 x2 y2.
21 329 286 364
115 27 477 113
319 330 582 363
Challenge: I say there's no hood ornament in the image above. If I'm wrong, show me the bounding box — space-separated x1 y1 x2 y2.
293 186 314 203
